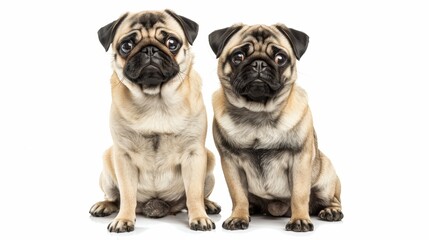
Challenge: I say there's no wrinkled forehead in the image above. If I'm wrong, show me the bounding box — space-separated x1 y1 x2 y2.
243 25 277 44
113 11 183 42
230 25 293 53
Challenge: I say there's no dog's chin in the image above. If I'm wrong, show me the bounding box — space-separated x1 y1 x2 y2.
240 82 273 103
141 84 161 95
134 76 171 95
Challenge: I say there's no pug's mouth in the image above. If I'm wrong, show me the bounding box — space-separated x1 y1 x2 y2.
132 65 170 85
127 65 176 94
238 79 281 102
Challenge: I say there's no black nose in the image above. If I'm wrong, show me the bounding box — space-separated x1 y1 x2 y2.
142 46 159 56
252 60 267 73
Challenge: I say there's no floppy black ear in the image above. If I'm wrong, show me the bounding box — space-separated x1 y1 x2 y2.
98 13 128 52
208 25 243 58
275 25 309 60
165 9 199 45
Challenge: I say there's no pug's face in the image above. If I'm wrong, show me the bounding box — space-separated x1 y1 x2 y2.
209 24 309 111
98 10 198 95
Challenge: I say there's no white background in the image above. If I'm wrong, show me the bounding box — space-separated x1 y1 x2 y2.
1 0 428 239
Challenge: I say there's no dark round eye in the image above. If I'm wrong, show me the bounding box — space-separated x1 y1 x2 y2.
119 40 134 56
274 53 288 66
231 52 245 65
166 37 181 52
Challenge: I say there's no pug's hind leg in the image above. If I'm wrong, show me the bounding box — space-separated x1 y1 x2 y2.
318 207 343 221
204 198 221 215
203 169 221 215
89 169 120 217
318 177 343 221
318 196 343 221
90 200 119 217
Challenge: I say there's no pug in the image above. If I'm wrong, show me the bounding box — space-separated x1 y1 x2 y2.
208 24 343 232
89 10 220 232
